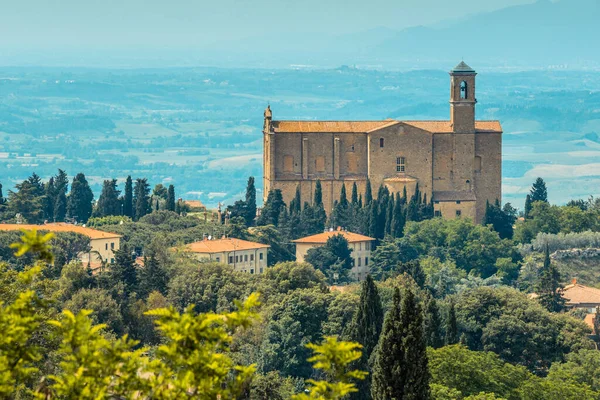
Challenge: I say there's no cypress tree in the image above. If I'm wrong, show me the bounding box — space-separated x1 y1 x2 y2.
369 201 379 239
391 193 406 238
95 179 121 217
537 245 565 312
0 183 5 211
339 183 348 208
111 244 138 294
424 294 443 349
257 189 284 226
384 193 393 236
400 288 430 400
348 275 384 400
290 185 302 215
524 194 533 219
445 299 458 345
314 180 323 207
371 288 404 400
124 176 134 218
53 190 67 222
166 184 176 212
351 182 359 205
365 178 373 206
133 178 151 221
244 176 257 226
138 254 169 299
530 177 548 203
43 177 56 221
67 173 94 223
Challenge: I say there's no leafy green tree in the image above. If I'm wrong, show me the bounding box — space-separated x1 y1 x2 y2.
530 177 548 203
152 184 168 200
63 287 125 334
536 245 565 312
94 179 121 218
347 275 384 400
245 176 257 226
247 371 295 400
305 234 353 283
66 173 94 223
483 200 515 240
123 175 134 218
133 178 151 220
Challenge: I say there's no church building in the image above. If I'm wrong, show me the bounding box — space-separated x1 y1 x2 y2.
262 62 502 223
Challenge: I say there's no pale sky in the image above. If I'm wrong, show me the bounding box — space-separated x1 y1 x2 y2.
0 0 536 49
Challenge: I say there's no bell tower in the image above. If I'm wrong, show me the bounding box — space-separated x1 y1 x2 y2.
450 61 476 133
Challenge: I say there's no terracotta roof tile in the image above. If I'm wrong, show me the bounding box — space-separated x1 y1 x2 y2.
184 238 269 254
271 120 502 134
293 229 375 244
0 223 122 240
562 284 600 306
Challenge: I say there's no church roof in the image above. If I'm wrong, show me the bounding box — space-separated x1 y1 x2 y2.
451 61 476 74
271 120 502 134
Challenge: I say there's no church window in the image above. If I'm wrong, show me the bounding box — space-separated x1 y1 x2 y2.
396 156 406 172
315 156 325 172
460 81 468 99
379 138 384 148
474 156 482 172
283 155 294 172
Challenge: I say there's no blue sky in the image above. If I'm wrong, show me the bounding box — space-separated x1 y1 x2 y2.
0 0 535 49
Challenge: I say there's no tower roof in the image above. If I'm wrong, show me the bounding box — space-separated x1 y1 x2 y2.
451 61 476 74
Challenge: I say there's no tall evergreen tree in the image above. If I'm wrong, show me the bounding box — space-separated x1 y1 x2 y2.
537 245 565 313
424 294 443 349
314 180 323 207
166 184 176 212
348 275 384 400
111 243 138 294
257 189 285 226
8 178 44 223
399 288 430 399
124 176 134 218
391 193 406 238
530 177 548 203
384 193 394 236
138 254 169 299
371 288 404 399
524 194 533 219
339 183 348 208
365 178 373 206
0 183 5 210
67 173 94 223
133 178 151 220
244 177 257 226
290 185 302 215
368 201 379 239
445 299 458 345
95 179 121 217
43 177 56 222
53 190 67 222
351 182 359 205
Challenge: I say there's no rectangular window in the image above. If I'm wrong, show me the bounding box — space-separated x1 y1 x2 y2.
315 156 325 172
250 269 254 274
283 155 294 172
259 253 264 260
379 138 384 148
435 210 442 217
110 258 115 264
456 210 462 217
229 256 234 264
365 257 369 266
359 242 362 251
260 268 263 273
105 243 108 250
357 257 362 267
250 254 254 261
111 242 115 249
216 257 220 263
456 200 461 205
235 255 239 263
396 156 406 172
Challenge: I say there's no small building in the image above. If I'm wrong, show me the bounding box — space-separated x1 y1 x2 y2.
293 228 376 281
0 222 122 266
183 237 269 274
562 280 600 313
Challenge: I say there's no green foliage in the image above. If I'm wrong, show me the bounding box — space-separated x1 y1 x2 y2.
63 288 125 335
9 229 55 264
66 173 94 223
94 179 121 218
305 234 353 284
536 245 565 312
133 177 151 221
245 176 257 226
483 201 516 240
258 189 285 226
530 177 548 204
292 337 367 400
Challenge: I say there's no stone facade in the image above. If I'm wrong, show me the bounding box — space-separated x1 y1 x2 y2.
263 62 502 223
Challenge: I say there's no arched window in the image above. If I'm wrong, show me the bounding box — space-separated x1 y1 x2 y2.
460 81 468 100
